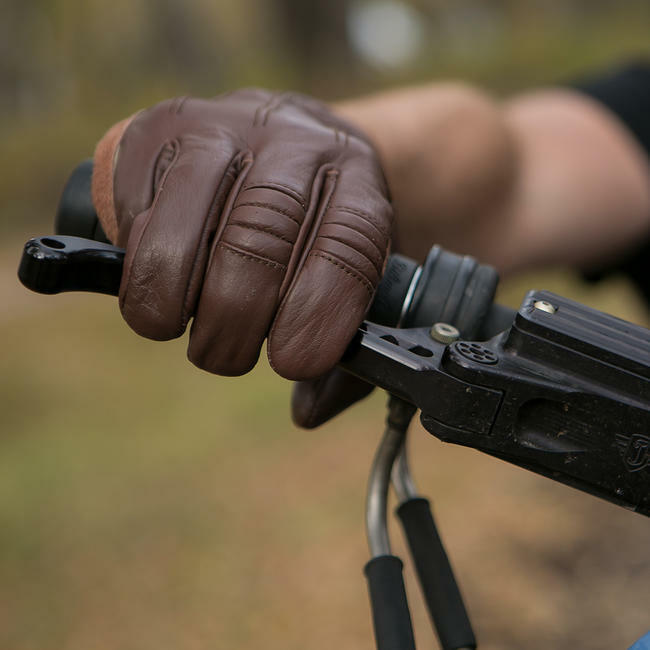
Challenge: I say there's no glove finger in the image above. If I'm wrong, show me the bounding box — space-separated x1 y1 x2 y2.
119 136 241 340
187 157 334 376
291 369 374 429
268 157 393 380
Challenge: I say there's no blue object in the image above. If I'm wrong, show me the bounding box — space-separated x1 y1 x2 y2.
629 631 650 650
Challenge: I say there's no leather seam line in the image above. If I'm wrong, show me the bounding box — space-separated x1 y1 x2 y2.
234 200 302 225
266 164 339 378
152 140 179 195
179 150 251 329
254 94 277 127
323 221 385 262
227 220 294 244
175 96 189 114
218 241 286 270
262 93 290 125
328 216 387 248
330 204 390 239
316 234 382 276
276 165 338 303
241 183 306 208
310 251 374 296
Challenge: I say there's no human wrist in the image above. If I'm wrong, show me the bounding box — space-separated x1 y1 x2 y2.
333 83 518 261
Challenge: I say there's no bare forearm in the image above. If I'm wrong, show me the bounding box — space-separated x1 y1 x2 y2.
501 90 650 272
334 83 650 274
335 83 517 265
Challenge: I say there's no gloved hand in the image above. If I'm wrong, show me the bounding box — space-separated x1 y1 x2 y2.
92 89 391 417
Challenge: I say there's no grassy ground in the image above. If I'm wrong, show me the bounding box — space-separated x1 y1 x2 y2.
2 234 649 650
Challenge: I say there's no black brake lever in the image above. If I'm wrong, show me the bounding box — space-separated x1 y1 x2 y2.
19 235 124 296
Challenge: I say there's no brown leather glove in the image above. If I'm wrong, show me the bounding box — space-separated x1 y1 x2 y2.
92 89 392 401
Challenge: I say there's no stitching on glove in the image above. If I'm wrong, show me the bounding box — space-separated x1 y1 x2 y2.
218 241 287 271
310 251 374 296
253 93 275 127
227 220 294 244
242 182 306 208
235 200 302 225
330 204 392 238
174 96 189 114
276 165 338 302
262 92 290 126
326 221 386 258
316 233 383 274
180 151 252 328
153 141 179 192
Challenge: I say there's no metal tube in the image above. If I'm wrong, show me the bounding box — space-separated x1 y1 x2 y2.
366 397 417 558
391 443 419 504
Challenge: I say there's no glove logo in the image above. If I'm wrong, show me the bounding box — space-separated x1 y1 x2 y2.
616 433 650 472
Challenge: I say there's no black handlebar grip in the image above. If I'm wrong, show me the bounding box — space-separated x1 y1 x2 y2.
396 498 476 650
364 555 416 650
55 159 110 243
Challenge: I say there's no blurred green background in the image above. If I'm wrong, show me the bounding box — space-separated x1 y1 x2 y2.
2 1 650 649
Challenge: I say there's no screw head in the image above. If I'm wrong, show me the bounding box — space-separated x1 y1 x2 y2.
534 300 557 314
430 322 460 343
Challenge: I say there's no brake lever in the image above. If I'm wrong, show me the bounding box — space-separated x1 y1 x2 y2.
19 235 123 296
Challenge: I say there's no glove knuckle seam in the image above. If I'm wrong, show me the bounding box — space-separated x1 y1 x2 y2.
152 140 179 194
227 220 294 244
234 200 302 226
310 251 374 296
318 231 383 274
330 204 391 239
254 92 287 127
241 182 306 208
262 92 291 126
173 96 189 114
218 241 286 271
327 220 387 259
276 164 338 301
180 150 253 327
266 161 340 378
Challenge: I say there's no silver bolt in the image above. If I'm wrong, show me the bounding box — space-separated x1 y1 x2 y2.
534 300 557 314
430 322 460 343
